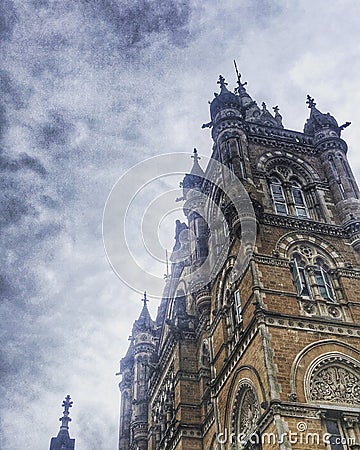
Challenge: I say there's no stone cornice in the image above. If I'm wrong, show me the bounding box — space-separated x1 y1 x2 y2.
248 136 316 155
260 213 344 237
248 123 313 144
253 254 290 268
264 311 360 337
336 268 360 279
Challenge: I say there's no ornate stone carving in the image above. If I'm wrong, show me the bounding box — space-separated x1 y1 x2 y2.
328 305 341 318
231 380 261 441
239 388 261 437
307 355 360 406
151 365 175 446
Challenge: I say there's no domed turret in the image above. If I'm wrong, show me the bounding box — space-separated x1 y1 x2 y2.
303 95 350 143
209 75 242 122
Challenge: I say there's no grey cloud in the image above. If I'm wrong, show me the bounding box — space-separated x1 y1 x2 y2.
81 0 192 50
0 152 46 176
0 69 29 109
37 111 75 148
0 195 35 227
0 0 17 41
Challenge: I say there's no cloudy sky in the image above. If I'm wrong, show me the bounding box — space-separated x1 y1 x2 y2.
1 1 360 449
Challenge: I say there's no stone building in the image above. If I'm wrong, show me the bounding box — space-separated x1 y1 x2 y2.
118 70 360 450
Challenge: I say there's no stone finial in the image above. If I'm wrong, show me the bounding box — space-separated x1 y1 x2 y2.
217 75 228 90
49 395 75 450
59 395 73 430
306 95 316 109
273 105 284 128
191 148 200 164
142 291 148 307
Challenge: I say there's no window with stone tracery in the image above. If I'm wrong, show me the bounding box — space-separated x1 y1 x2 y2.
269 166 309 218
290 244 337 303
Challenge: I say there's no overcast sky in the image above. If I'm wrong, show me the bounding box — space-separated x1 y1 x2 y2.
1 1 360 449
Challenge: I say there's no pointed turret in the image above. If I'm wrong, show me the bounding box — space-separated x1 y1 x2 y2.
181 150 209 270
181 148 205 192
49 396 75 450
134 292 153 331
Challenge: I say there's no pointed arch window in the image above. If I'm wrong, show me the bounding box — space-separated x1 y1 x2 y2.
268 166 312 218
270 176 287 215
291 254 311 297
314 258 335 301
291 181 309 217
289 246 337 304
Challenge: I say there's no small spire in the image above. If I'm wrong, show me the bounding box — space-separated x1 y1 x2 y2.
273 105 279 114
234 60 247 94
59 395 73 430
306 95 316 109
142 291 148 307
261 102 267 111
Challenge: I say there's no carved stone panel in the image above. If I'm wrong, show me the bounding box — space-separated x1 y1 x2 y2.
231 379 261 445
306 354 360 406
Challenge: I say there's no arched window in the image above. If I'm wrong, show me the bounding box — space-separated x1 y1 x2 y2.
200 340 211 367
314 258 335 301
291 253 311 297
234 290 242 324
268 166 311 218
291 181 308 217
270 176 287 215
290 245 337 303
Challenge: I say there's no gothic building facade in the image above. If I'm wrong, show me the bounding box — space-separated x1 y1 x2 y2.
118 70 360 450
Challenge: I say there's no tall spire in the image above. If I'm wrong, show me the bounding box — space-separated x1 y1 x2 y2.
49 396 75 450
